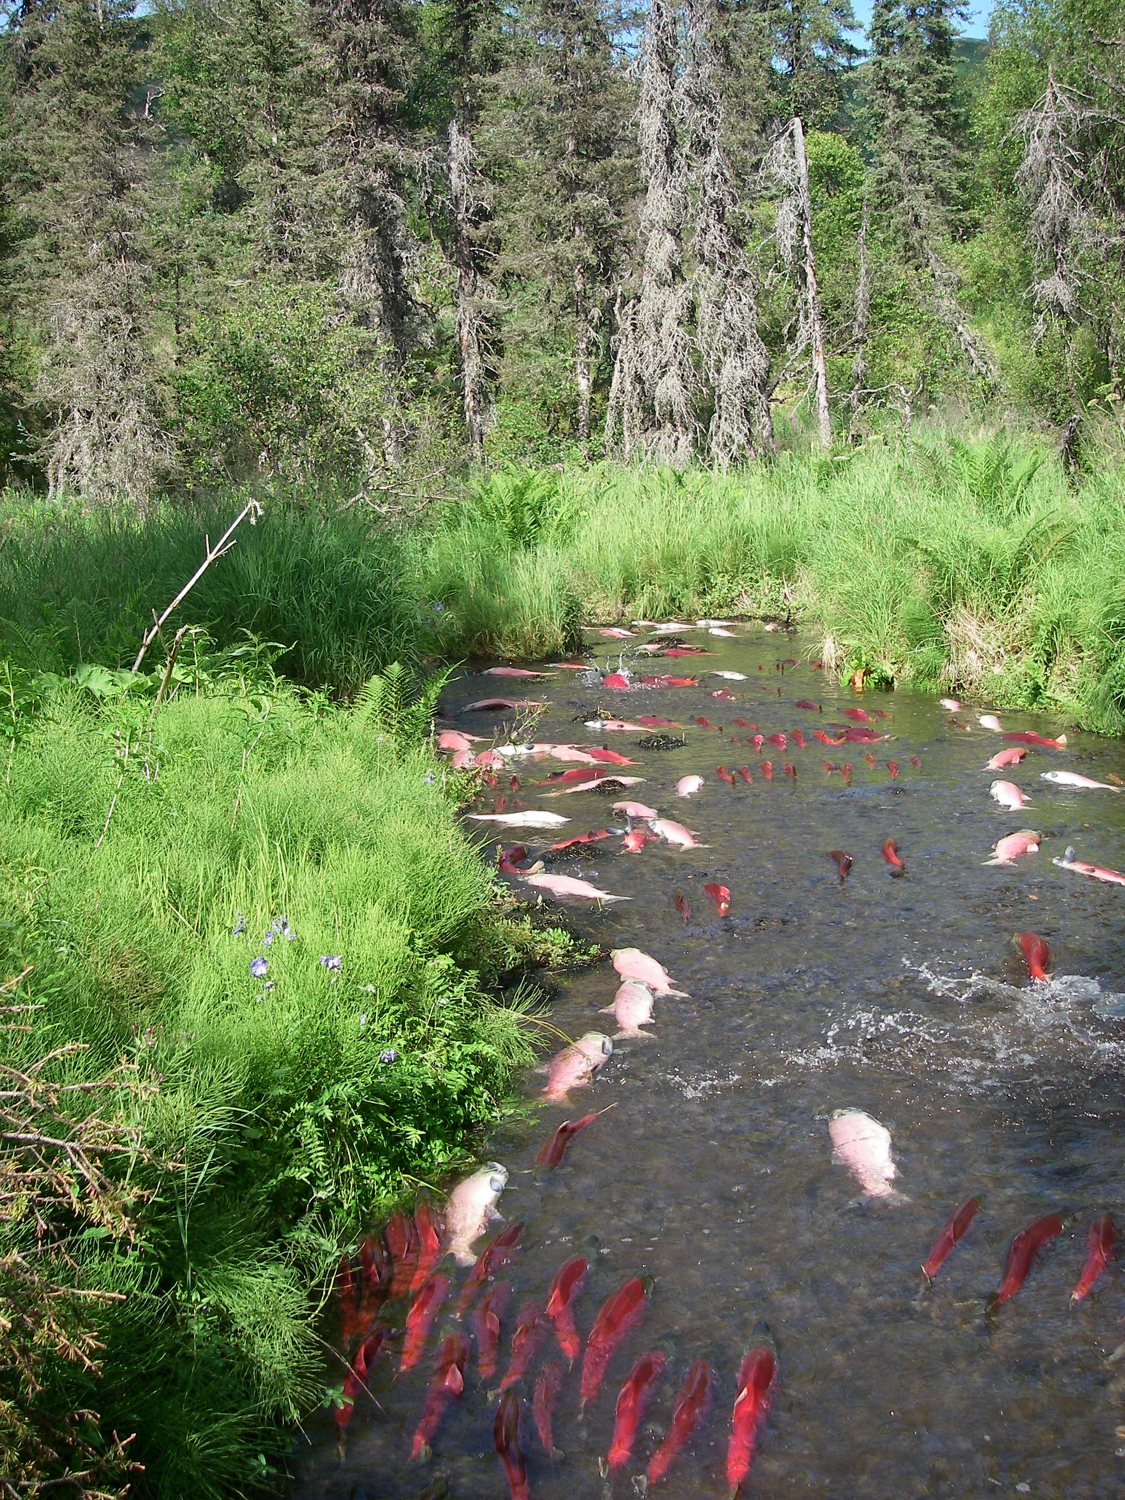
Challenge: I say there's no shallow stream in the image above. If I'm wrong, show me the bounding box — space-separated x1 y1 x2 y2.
296 622 1125 1500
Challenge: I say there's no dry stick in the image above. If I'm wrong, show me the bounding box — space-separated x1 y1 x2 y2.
131 498 263 675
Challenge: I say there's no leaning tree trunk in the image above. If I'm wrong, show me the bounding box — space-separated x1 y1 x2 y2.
449 119 491 460
763 116 830 447
791 117 830 448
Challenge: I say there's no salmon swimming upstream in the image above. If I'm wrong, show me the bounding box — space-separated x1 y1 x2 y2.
921 1198 980 1285
544 1256 587 1362
646 1359 714 1486
1071 1216 1116 1306
1053 846 1125 886
456 1221 524 1316
534 1110 604 1171
989 1213 1064 1310
727 1334 777 1496
580 1277 649 1410
473 1282 511 1381
606 1353 666 1473
409 1332 468 1461
533 1362 564 1459
494 1390 529 1500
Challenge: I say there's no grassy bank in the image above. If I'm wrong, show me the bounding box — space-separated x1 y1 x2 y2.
424 435 1125 734
1 656 572 1498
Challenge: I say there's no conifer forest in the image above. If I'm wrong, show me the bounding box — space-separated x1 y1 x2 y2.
6 1 1125 1498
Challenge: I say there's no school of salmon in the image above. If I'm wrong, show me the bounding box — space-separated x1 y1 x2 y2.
314 619 1125 1500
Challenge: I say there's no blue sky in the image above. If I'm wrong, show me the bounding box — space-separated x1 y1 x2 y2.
849 0 992 42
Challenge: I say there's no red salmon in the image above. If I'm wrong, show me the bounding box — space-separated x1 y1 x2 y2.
603 673 631 690
693 716 721 730
921 1198 980 1285
473 1281 512 1381
990 1213 1064 1309
535 1114 601 1171
409 1193 444 1297
644 676 699 688
533 1362 564 1458
638 716 684 728
607 1352 666 1472
494 1390 529 1500
646 1359 714 1486
737 765 752 783
704 882 731 916
1002 731 1068 750
588 748 637 765
456 1222 524 1315
1070 1216 1115 1305
545 830 613 853
1018 931 1050 983
335 1327 388 1450
820 760 835 775
844 708 871 722
673 890 692 922
545 1256 588 1363
828 850 852 882
622 828 654 853
863 752 876 769
336 1253 360 1345
727 1341 777 1495
580 1277 648 1410
792 729 807 748
751 734 765 753
910 755 922 769
767 733 787 750
842 763 853 785
409 1332 468 1461
500 1300 549 1391
795 700 820 712
886 760 899 779
717 765 735 784
732 720 758 729
813 730 846 746
400 1274 450 1373
784 762 797 778
386 1211 419 1300
760 760 773 781
881 839 905 874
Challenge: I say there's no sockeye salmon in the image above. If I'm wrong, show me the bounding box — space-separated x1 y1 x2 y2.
987 747 1026 770
646 1359 714 1486
1070 1215 1116 1306
533 1362 564 1458
544 830 613 853
545 1256 588 1362
399 1274 450 1373
494 1390 529 1500
673 890 691 922
794 700 821 712
1054 847 1125 886
814 730 846 746
535 1113 601 1171
732 719 758 729
767 732 787 750
1018 931 1050 982
335 1328 388 1450
622 827 654 853
887 760 899 779
385 1212 419 1300
1002 731 1068 750
580 1277 648 1410
473 1282 511 1381
760 760 773 781
842 764 853 784
989 1213 1064 1310
717 765 735 784
409 1192 444 1297
921 1198 980 1285
881 838 905 874
828 850 853 882
704 882 731 916
456 1221 524 1316
784 762 797 778
607 1352 666 1472
727 1336 777 1495
792 729 807 748
499 1300 549 1392
737 765 752 783
409 1332 469 1461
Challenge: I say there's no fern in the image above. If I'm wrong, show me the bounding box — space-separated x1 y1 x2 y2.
352 661 453 751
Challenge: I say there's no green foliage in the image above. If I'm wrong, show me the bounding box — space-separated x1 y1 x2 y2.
0 670 547 1497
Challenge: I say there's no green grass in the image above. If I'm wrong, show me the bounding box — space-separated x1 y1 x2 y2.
0 661 570 1498
421 433 1125 733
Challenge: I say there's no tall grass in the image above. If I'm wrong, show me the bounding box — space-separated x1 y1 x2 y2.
0 494 423 693
421 434 1125 733
0 663 562 1498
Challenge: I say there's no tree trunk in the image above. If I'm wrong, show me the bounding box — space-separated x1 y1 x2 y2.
449 119 489 461
851 194 870 419
791 117 830 448
574 260 592 449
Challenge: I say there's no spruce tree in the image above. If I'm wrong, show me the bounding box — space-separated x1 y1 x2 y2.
496 0 635 447
3 0 169 506
768 0 861 128
865 0 992 378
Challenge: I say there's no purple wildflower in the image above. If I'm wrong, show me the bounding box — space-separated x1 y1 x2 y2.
250 957 268 979
320 955 342 972
380 1049 399 1064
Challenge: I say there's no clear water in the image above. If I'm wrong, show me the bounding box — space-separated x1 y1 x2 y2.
293 624 1125 1500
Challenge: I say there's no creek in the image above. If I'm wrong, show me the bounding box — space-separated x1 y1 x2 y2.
295 621 1125 1500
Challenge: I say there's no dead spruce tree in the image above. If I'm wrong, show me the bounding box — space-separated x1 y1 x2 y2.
682 0 773 464
310 0 420 466
762 114 831 446
1014 66 1100 332
7 0 169 507
606 0 696 465
448 118 495 458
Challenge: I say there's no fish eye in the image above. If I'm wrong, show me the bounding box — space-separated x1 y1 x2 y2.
489 1175 506 1193
602 1038 613 1055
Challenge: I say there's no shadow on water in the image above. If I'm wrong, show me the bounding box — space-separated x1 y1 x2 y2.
293 622 1125 1500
